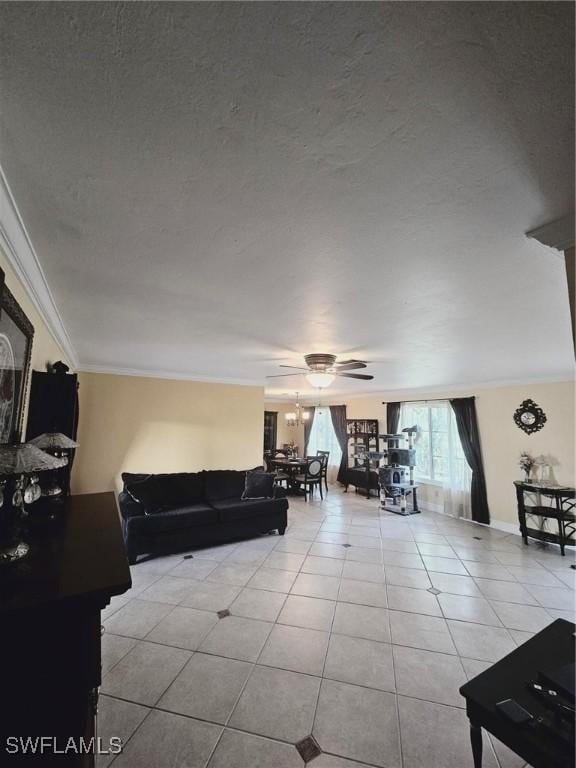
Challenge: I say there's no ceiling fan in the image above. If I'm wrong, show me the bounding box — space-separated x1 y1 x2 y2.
266 353 374 388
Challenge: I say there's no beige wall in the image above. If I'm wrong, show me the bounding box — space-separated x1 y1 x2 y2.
0 244 72 430
3 236 572 526
0 245 266 495
325 381 575 528
71 372 264 495
340 395 386 435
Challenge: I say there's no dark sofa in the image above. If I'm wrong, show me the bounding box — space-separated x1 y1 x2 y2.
118 469 288 564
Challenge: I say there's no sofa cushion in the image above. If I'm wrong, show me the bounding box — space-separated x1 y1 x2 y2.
126 477 167 514
155 472 205 507
204 467 265 502
242 471 275 500
211 496 278 523
122 472 151 491
125 472 205 512
204 470 246 502
118 490 145 519
127 503 217 534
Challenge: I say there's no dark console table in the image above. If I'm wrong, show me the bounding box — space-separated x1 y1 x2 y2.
460 619 575 768
514 481 576 555
345 461 380 498
0 492 131 766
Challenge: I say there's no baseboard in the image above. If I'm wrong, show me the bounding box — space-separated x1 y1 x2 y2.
479 518 520 536
420 501 443 514
420 503 520 536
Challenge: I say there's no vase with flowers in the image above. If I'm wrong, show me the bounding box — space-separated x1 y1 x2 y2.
519 452 535 483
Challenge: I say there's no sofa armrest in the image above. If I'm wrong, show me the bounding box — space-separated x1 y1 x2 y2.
272 485 287 500
118 490 145 520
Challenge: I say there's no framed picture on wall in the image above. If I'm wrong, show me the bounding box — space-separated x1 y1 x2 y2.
0 279 34 443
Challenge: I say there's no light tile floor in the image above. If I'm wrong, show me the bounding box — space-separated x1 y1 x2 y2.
100 489 576 768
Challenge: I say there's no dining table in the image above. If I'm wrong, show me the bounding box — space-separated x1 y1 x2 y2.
271 457 308 495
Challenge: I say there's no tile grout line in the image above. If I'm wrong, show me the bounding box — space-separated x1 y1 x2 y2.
207 525 318 760
309 561 344 745
102 688 385 768
107 533 294 767
105 489 573 766
110 589 557 651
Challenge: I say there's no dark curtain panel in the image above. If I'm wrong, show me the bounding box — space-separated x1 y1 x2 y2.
303 407 315 455
387 402 401 434
330 405 348 484
450 397 490 524
263 411 278 453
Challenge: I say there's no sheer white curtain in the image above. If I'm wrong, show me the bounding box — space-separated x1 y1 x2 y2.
399 401 472 520
306 407 343 484
444 407 473 520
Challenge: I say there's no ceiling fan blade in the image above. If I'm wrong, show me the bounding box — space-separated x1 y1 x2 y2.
334 362 367 371
335 372 374 380
279 365 310 371
265 372 303 378
337 359 369 365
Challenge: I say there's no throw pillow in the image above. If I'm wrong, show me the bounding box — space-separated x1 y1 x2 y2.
121 472 151 491
126 477 166 515
241 471 275 500
205 467 265 501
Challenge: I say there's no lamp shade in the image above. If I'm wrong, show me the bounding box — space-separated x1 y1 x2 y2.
0 444 68 476
28 432 79 450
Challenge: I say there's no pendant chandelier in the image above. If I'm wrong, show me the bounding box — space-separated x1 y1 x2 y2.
285 393 310 427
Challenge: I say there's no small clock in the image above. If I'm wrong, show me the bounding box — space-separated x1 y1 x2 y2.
513 399 547 434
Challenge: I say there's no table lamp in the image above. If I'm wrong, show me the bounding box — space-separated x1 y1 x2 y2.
28 432 79 497
28 432 79 453
0 443 67 563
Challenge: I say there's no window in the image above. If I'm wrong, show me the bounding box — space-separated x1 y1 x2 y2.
307 407 342 483
399 401 468 484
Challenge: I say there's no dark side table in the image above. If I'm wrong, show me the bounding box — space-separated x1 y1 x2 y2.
459 619 575 768
514 481 576 556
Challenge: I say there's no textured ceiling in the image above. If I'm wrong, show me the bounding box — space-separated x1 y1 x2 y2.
0 2 574 396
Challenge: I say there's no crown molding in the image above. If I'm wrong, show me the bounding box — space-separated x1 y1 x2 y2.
526 214 574 253
369 372 575 399
265 372 575 402
78 363 264 387
0 164 78 367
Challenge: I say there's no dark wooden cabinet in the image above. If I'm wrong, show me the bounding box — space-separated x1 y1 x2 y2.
26 370 79 440
26 370 79 497
0 493 131 765
345 419 380 497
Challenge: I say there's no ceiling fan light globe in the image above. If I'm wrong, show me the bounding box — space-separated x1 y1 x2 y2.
305 372 335 388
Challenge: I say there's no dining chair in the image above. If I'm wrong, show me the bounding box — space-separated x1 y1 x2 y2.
294 457 324 501
263 451 274 472
316 450 330 493
272 450 290 487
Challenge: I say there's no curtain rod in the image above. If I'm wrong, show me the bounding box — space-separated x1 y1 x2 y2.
382 396 473 405
382 398 446 404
